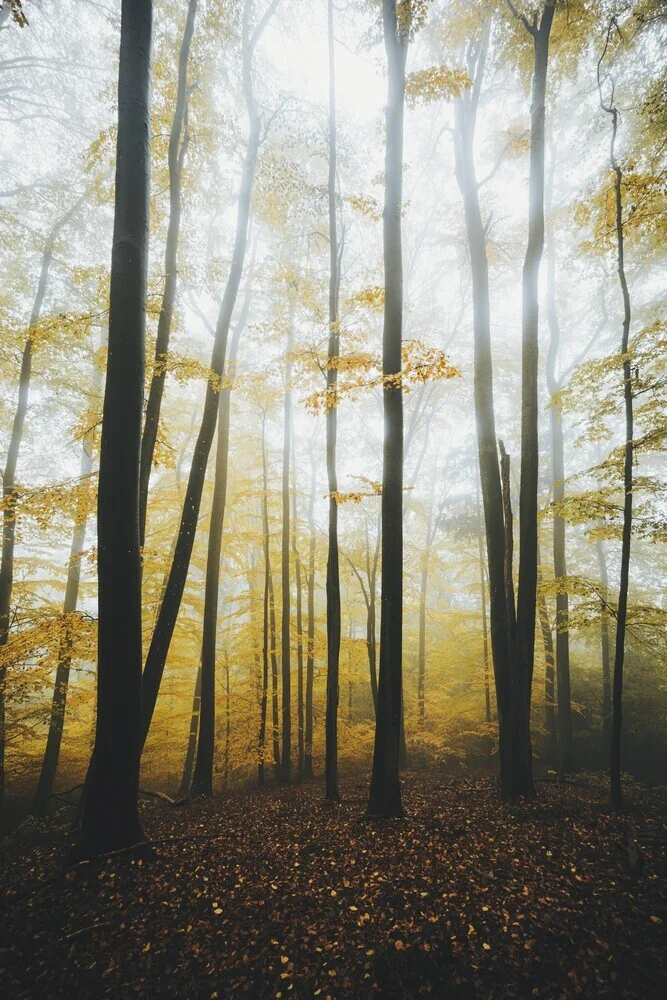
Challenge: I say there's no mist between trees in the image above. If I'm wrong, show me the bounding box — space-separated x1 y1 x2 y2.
1 0 666 850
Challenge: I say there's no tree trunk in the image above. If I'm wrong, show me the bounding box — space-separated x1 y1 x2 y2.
304 447 316 779
325 0 341 804
595 538 612 752
0 195 83 813
79 0 152 853
191 288 249 797
536 549 557 762
475 482 492 725
598 54 633 811
140 0 277 744
223 655 231 788
138 0 198 548
453 23 514 800
513 2 554 799
367 0 407 818
291 418 304 780
280 315 293 783
545 147 574 774
178 665 201 797
32 350 100 816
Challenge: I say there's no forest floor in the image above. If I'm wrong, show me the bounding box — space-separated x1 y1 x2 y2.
1 772 666 999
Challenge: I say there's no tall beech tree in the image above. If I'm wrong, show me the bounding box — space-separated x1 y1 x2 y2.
140 0 279 744
280 310 293 782
190 279 252 797
367 0 408 818
0 194 84 811
325 0 341 804
32 349 101 816
304 440 317 780
453 20 516 799
79 0 152 853
545 147 573 773
508 0 555 798
138 0 198 549
598 23 633 813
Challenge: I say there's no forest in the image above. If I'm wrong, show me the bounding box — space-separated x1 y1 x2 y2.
0 0 666 996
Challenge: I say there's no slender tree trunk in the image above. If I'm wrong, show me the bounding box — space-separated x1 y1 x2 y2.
280 316 293 783
79 0 152 853
0 195 83 812
545 148 574 773
191 276 251 797
417 484 435 725
512 1 554 798
304 448 316 779
140 0 277 744
138 0 198 548
367 0 407 817
475 483 492 725
598 47 633 811
325 0 341 803
596 538 612 751
536 549 557 761
453 23 514 800
32 354 100 816
223 656 231 788
258 493 270 785
291 421 305 779
179 665 201 797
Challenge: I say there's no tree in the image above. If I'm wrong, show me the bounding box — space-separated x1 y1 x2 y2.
280 304 293 783
598 20 633 812
367 0 408 818
325 0 341 804
508 0 555 799
138 0 199 549
140 0 279 744
79 0 153 853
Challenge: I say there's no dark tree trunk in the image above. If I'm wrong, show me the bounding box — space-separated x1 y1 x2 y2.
595 538 612 751
367 0 407 818
280 317 293 783
0 195 83 812
545 149 574 774
325 0 341 804
598 47 633 812
258 420 272 786
512 1 554 799
138 0 198 548
453 23 514 800
475 483 492 726
291 419 305 780
179 665 201 797
32 356 100 816
79 0 152 853
191 289 249 797
304 448 316 779
140 0 276 743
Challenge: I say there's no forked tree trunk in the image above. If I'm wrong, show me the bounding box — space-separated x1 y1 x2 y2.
138 0 198 548
79 0 152 854
325 0 341 804
367 0 407 817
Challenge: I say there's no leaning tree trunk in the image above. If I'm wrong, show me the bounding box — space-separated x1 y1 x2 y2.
367 0 407 818
598 43 633 812
79 0 152 854
138 0 198 548
545 148 574 774
140 0 278 744
0 194 83 812
512 1 554 799
325 0 341 804
32 350 101 816
179 665 201 797
191 289 250 797
453 22 514 800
